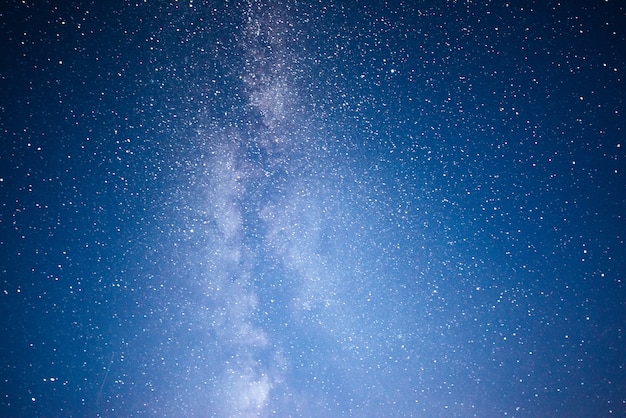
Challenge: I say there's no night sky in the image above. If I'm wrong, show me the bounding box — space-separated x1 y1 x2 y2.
1 0 625 416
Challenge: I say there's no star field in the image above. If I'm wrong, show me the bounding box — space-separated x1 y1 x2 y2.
1 1 625 416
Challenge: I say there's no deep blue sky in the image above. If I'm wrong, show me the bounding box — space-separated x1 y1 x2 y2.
1 0 625 416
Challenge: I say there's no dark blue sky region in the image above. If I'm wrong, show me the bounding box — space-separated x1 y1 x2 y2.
1 0 625 416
